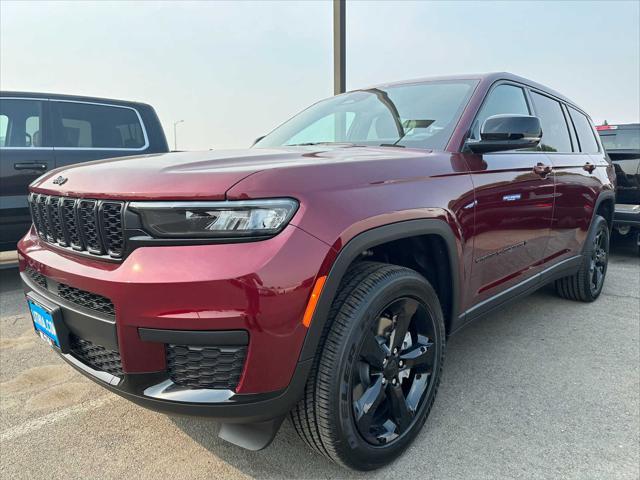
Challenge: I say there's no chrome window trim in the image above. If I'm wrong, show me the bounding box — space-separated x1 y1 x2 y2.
0 147 55 150
0 96 49 101
0 96 150 151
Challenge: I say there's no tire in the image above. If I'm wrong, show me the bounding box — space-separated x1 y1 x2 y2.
555 214 610 302
290 261 446 470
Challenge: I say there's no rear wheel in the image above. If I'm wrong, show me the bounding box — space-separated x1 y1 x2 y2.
290 262 445 470
555 214 610 302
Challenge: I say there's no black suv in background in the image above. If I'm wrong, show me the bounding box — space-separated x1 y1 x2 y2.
0 92 168 251
597 123 640 249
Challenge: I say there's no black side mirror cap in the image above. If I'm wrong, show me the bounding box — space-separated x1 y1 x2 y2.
467 114 542 154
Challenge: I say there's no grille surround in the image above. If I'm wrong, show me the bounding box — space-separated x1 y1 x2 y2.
167 345 247 390
28 193 125 260
69 334 123 376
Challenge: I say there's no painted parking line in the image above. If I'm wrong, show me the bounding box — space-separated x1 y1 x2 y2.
1 395 114 442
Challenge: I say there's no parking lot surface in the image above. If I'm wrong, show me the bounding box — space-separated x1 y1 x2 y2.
1 237 638 480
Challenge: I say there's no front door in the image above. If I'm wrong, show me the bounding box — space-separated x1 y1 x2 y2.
0 98 54 249
462 83 555 307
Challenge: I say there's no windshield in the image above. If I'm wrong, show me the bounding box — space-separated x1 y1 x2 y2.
255 80 478 150
599 128 640 151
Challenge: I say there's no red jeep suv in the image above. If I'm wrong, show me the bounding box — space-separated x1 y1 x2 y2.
18 73 614 470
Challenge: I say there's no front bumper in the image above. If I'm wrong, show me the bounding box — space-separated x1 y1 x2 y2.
18 224 333 421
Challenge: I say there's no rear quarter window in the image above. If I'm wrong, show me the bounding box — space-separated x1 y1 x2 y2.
568 107 599 153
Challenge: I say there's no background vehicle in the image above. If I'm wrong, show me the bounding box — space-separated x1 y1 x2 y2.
596 123 640 250
0 92 168 251
17 73 615 470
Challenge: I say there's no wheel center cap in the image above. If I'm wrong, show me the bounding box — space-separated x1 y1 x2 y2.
383 357 399 379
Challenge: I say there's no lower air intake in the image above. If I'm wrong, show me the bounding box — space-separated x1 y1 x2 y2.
167 344 247 390
69 334 123 376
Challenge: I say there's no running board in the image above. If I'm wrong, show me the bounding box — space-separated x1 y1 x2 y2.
218 417 285 451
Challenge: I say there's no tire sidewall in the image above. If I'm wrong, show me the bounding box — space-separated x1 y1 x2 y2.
582 215 610 299
327 271 445 470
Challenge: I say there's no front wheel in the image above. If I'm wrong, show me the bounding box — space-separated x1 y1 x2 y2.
555 214 610 302
290 262 445 470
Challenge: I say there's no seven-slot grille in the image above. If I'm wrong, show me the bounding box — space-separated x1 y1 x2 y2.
29 193 125 259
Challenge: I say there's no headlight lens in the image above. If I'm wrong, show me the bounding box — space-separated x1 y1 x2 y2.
129 199 298 238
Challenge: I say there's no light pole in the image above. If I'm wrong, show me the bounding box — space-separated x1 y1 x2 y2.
333 0 345 95
173 119 184 151
333 0 346 140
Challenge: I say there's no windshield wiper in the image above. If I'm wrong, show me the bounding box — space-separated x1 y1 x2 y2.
285 142 338 147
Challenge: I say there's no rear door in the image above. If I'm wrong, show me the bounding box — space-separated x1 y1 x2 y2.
0 97 54 249
50 100 149 168
463 83 556 306
537 93 607 259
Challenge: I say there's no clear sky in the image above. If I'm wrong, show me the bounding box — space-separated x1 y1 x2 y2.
1 0 638 150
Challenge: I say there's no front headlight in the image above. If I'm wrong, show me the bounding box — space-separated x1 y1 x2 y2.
128 199 298 239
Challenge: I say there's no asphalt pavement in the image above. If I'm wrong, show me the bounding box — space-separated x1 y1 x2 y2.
1 236 638 480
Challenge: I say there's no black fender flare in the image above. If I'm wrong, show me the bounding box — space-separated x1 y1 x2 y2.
584 190 616 258
590 190 615 231
298 218 461 362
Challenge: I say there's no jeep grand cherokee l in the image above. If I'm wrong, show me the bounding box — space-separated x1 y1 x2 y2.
18 73 614 470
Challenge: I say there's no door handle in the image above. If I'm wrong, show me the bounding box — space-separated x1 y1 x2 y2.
583 162 596 173
14 162 48 171
533 162 553 177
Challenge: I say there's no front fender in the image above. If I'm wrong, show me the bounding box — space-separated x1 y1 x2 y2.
298 218 462 363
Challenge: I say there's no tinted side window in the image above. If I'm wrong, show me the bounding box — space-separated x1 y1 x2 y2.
530 92 572 152
470 84 530 140
0 99 44 148
568 107 599 153
52 101 146 149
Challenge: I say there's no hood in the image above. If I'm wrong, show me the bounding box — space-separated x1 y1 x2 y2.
30 146 432 200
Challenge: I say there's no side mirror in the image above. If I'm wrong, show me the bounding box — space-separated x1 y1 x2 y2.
252 135 265 147
467 115 542 153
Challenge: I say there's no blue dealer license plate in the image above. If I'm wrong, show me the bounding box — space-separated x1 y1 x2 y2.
28 298 60 348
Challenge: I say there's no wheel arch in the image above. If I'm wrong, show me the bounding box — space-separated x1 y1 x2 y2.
298 219 461 363
593 191 615 232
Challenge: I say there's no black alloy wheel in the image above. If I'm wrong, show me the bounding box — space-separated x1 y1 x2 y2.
589 226 608 296
352 296 438 445
290 261 445 470
555 214 610 302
